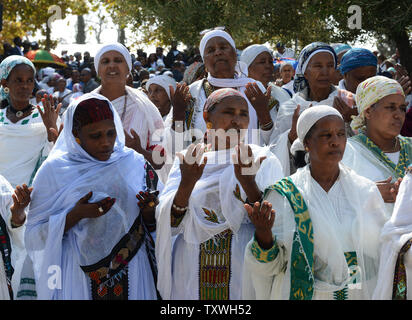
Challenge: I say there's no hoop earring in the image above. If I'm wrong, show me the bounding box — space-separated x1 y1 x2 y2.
206 122 213 129
3 87 9 94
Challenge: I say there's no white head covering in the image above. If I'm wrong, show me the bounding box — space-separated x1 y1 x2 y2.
94 43 132 75
199 30 236 61
290 105 343 156
145 74 177 100
239 44 272 68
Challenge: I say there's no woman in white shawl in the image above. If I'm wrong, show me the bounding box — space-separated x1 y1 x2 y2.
163 29 276 166
146 74 177 121
0 176 32 299
239 44 291 129
373 166 412 299
93 43 165 180
156 88 284 300
25 93 158 300
270 42 353 176
342 76 411 219
243 105 387 300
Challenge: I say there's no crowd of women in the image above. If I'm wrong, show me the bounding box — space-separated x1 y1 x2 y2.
0 28 412 301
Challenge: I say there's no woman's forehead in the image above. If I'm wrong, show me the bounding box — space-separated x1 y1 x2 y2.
100 50 125 60
9 64 34 77
308 51 335 64
205 36 233 49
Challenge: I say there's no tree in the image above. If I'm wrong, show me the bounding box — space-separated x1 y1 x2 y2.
76 15 87 44
1 0 88 50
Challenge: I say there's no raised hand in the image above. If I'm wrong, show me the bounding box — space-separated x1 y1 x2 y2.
10 184 33 227
232 142 266 184
177 143 208 188
288 104 300 144
73 191 115 219
170 82 191 123
245 82 272 127
376 176 402 203
136 190 159 231
333 93 357 123
245 200 275 250
125 129 143 153
38 94 61 143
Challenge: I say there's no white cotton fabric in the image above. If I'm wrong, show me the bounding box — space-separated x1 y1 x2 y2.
243 163 387 300
155 144 284 299
341 138 403 219
373 171 412 299
93 85 164 150
146 74 177 100
24 93 157 300
0 114 51 188
0 174 26 299
298 49 336 75
240 44 272 68
94 43 132 75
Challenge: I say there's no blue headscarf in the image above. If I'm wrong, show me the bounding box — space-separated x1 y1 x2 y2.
339 48 377 75
0 55 36 102
331 43 352 56
293 42 337 93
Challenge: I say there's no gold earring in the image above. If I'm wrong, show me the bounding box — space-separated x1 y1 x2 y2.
206 122 213 129
75 138 81 145
3 87 9 94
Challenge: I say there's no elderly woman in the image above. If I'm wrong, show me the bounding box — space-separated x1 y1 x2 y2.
342 76 412 219
25 94 159 300
243 105 387 300
240 44 291 126
146 74 177 120
52 78 72 115
0 55 61 300
92 43 165 174
270 42 352 175
156 88 284 300
373 166 412 299
165 29 276 153
279 62 296 97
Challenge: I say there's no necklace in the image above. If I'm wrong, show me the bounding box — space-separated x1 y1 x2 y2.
121 91 127 122
8 103 33 118
382 138 399 153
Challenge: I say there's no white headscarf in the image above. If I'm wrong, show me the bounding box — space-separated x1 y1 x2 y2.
240 44 272 68
94 43 132 75
145 74 177 100
290 105 343 156
199 30 236 61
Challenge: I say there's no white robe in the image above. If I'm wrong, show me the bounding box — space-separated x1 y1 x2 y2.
373 170 412 299
0 175 26 300
155 144 284 300
243 164 387 300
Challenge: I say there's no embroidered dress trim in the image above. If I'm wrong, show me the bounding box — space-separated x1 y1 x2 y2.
0 215 13 299
80 215 146 300
333 251 358 300
265 177 314 300
352 132 412 179
392 238 412 300
198 207 232 300
251 236 279 263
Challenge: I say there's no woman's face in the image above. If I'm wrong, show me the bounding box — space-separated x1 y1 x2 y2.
98 50 129 86
280 64 295 84
304 52 335 91
203 37 237 78
305 115 346 167
343 65 377 94
148 83 171 117
205 96 249 149
74 119 117 161
248 52 274 87
2 64 35 105
364 94 407 140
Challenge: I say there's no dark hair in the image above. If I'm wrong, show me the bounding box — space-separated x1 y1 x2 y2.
292 123 317 169
73 98 113 132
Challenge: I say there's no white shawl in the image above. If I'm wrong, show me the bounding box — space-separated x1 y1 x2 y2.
373 171 412 299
